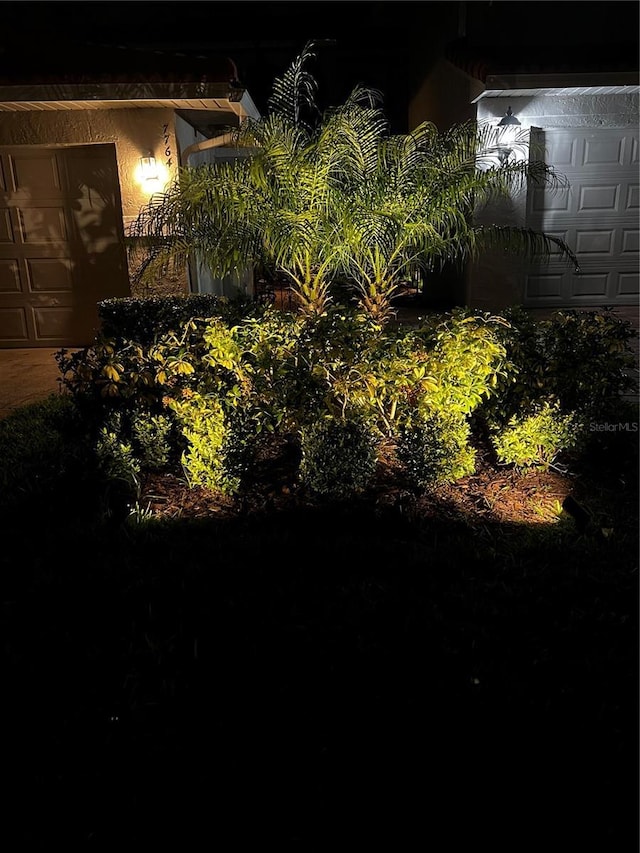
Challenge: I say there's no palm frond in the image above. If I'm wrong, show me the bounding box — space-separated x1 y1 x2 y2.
472 225 581 271
267 39 320 130
126 42 581 319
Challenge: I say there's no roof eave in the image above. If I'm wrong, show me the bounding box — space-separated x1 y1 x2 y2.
0 80 246 103
472 71 640 101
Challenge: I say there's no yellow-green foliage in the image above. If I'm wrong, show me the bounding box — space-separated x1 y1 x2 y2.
309 309 507 438
56 327 200 407
130 411 173 471
491 400 581 469
231 309 317 430
167 392 239 493
416 310 509 418
55 303 516 497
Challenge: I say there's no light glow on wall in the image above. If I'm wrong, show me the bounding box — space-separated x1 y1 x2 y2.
135 154 169 194
496 106 523 165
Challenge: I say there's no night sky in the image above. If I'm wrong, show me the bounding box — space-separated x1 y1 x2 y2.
2 1 639 132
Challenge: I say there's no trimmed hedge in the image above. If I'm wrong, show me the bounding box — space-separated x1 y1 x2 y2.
97 294 255 344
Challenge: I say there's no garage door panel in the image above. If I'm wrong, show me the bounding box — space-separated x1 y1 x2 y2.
535 225 632 259
17 205 68 243
0 145 130 347
583 136 626 166
0 306 29 340
526 127 639 308
525 269 639 305
542 130 636 167
0 259 20 292
533 229 571 257
618 273 639 295
570 272 609 298
525 273 564 299
539 136 579 167
26 258 74 292
577 184 619 213
574 229 615 256
0 208 14 242
530 186 571 214
529 184 632 218
9 152 62 195
621 229 639 255
33 305 74 339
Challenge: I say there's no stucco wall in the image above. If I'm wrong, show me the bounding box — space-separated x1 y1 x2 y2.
0 107 189 296
0 107 179 225
175 113 208 165
476 93 640 131
409 58 484 132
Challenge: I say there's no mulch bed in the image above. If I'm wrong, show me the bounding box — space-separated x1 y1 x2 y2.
139 443 578 528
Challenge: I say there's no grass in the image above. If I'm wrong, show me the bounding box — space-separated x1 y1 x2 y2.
1 393 638 847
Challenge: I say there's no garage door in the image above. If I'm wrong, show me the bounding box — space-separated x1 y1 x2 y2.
524 127 639 307
0 144 130 348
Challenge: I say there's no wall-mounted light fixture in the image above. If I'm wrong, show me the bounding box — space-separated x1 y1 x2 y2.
496 106 521 165
139 153 159 182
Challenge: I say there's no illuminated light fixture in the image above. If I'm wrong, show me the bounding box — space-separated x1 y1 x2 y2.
496 105 521 165
497 105 521 129
140 153 159 181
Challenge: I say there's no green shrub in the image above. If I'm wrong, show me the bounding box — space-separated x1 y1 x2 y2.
45 303 637 506
490 400 582 470
413 308 509 418
395 412 476 488
95 412 142 503
316 307 507 439
299 416 378 499
55 326 203 412
166 392 241 494
479 306 637 429
542 308 637 419
130 410 174 470
97 293 254 344
0 394 94 509
477 306 548 426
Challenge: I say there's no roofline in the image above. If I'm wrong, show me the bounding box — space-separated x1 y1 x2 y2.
0 80 246 103
475 70 640 98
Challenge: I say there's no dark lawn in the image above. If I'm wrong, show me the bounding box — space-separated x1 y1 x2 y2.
2 451 638 848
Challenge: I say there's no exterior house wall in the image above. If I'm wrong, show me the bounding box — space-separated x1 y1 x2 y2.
0 107 188 297
468 92 639 310
175 113 204 159
409 53 639 312
174 113 254 300
0 107 179 223
409 58 483 133
408 58 483 307
476 93 640 131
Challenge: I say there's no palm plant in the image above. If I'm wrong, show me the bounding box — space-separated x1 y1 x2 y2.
127 41 579 322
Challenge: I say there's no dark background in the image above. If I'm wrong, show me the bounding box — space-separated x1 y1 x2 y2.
3 1 638 132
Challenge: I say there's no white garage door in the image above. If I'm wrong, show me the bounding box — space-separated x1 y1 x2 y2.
0 144 130 348
524 127 639 307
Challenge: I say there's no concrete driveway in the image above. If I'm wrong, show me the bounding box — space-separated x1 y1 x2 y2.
0 348 71 420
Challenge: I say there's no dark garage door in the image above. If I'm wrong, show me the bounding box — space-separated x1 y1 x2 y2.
0 144 130 348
